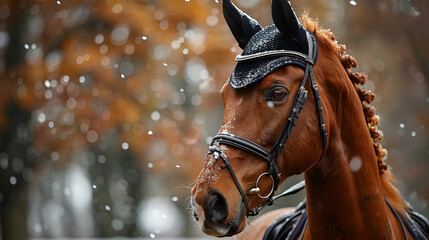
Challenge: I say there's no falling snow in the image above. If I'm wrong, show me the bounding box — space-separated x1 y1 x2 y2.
10 176 17 185
78 76 86 84
151 111 160 121
1 0 427 239
121 142 130 150
349 156 362 172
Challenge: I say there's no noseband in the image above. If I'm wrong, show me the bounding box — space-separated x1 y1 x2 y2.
206 32 327 216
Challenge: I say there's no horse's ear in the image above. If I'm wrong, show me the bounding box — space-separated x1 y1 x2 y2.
271 0 301 44
223 0 262 49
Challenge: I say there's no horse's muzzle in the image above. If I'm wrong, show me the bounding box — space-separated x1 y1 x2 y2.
192 190 246 237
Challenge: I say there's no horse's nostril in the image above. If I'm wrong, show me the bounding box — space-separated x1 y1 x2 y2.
205 190 228 223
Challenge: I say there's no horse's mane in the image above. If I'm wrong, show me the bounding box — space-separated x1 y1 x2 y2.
300 15 408 213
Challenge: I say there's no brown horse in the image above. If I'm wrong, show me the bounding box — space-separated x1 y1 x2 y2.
191 0 426 239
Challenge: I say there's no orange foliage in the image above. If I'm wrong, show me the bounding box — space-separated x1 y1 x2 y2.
1 0 236 181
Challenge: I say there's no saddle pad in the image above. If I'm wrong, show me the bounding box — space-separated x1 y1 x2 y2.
263 199 429 240
406 210 429 240
263 199 306 240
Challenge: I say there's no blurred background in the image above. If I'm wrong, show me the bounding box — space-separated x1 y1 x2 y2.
0 0 427 239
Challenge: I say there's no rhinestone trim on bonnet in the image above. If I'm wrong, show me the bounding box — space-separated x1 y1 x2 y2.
229 24 318 90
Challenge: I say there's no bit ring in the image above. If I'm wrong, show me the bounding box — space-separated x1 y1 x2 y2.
255 172 274 199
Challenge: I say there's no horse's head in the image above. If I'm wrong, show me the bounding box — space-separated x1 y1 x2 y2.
191 0 328 236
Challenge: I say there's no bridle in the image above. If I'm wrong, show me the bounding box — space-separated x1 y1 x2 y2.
205 31 328 216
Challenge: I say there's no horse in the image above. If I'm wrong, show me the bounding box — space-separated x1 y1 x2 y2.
191 0 428 239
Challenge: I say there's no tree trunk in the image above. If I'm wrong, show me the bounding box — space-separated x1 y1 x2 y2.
1 186 28 240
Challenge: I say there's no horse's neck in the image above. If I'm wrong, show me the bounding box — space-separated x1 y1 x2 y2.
303 82 391 239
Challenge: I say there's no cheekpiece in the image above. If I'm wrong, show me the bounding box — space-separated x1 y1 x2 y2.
229 24 318 90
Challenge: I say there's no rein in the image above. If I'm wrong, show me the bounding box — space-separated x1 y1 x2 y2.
206 32 328 216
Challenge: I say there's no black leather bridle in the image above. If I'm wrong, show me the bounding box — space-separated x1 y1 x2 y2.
206 32 328 216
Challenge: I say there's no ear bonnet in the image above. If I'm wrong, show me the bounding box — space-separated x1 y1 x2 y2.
224 0 318 89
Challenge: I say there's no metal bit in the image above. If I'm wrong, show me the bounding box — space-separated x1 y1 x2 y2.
248 187 260 195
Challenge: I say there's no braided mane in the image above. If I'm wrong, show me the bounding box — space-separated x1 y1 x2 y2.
300 15 407 213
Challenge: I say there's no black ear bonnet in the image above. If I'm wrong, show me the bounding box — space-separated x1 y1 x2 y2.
224 0 318 90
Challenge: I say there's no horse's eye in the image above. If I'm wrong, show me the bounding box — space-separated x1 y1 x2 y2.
264 86 288 102
272 90 287 100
